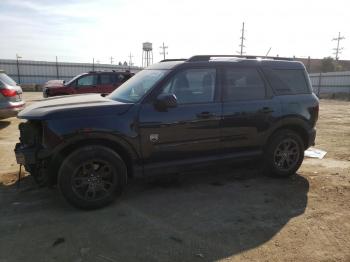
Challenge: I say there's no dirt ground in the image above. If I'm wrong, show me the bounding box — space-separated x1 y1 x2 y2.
0 92 349 262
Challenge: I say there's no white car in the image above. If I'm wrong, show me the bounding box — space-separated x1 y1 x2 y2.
0 70 25 119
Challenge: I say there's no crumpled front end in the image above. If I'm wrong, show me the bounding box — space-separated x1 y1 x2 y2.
14 120 51 185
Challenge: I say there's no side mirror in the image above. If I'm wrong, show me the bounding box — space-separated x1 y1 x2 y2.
154 94 177 110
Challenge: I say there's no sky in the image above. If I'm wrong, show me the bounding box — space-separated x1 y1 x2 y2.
0 0 349 66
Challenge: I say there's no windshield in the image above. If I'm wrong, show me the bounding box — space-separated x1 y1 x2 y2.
0 73 17 86
108 69 169 103
65 74 84 86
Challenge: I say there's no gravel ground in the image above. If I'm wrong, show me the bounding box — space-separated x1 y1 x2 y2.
0 92 349 262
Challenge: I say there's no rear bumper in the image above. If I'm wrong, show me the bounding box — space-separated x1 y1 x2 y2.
0 103 25 119
307 128 316 148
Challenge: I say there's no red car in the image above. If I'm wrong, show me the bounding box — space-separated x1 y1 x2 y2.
43 71 134 97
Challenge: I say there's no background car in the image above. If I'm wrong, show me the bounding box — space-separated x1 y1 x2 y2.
0 70 25 119
42 70 134 97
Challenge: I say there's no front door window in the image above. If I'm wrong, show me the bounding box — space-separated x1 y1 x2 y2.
161 68 216 104
77 75 97 87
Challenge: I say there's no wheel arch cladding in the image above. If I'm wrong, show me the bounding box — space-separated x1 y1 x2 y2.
48 137 137 185
268 125 309 149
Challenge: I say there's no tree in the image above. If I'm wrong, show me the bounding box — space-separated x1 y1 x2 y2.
321 57 335 72
118 61 122 66
123 61 128 66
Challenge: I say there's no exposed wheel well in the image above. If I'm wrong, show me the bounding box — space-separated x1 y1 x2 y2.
48 138 135 185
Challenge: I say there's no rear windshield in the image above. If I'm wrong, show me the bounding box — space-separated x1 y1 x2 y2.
263 69 310 95
0 73 17 86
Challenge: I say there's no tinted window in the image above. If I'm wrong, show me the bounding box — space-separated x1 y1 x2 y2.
223 68 265 101
100 74 112 85
264 69 309 95
161 68 216 104
77 75 97 86
116 74 125 83
110 74 126 84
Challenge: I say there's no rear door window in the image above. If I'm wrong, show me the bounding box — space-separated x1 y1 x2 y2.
263 69 310 95
223 68 266 101
100 74 112 85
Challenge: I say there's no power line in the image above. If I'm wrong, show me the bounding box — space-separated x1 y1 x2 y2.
237 22 246 55
159 42 168 60
332 32 345 60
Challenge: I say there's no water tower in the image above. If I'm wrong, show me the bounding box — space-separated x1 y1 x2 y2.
142 42 153 67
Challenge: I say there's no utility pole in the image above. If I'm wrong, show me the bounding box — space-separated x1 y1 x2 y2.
16 54 22 84
110 56 114 64
55 56 59 79
159 42 168 60
92 58 95 71
128 53 134 70
238 22 246 56
332 32 345 60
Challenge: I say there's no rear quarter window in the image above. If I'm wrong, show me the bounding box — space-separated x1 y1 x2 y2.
223 68 266 101
264 69 310 95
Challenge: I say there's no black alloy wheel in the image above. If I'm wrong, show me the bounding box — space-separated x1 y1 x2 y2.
71 160 116 202
263 130 304 177
273 138 300 172
58 145 127 209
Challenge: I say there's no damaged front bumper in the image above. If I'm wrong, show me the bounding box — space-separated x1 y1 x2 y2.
14 143 51 165
14 143 38 165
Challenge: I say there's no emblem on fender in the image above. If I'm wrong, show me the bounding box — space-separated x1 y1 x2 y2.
150 134 159 143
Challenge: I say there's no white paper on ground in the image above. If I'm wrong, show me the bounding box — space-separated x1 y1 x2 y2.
304 147 327 159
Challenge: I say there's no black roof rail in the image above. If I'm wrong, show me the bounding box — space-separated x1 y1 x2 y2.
187 55 294 62
160 59 187 62
88 70 130 74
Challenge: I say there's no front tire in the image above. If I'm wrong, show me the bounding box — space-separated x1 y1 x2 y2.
58 145 127 209
263 130 304 177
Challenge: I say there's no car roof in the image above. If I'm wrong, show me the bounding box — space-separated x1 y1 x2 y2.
87 71 132 74
146 55 305 70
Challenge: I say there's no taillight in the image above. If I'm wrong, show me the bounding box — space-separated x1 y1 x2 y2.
309 104 319 127
0 89 17 97
314 104 319 122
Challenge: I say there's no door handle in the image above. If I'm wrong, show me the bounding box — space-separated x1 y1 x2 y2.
197 112 215 119
261 107 274 114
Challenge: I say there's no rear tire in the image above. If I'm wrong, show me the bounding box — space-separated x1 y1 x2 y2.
58 145 127 209
263 130 304 177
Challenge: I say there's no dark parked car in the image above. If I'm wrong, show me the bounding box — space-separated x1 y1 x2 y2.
0 70 25 119
42 70 134 97
15 55 319 209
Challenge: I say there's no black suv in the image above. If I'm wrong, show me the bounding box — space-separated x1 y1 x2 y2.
15 55 319 209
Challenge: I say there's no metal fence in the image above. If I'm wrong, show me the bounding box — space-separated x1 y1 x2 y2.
0 59 142 85
309 71 350 95
2 58 350 95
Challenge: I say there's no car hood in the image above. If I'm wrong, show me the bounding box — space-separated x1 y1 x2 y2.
43 80 64 88
18 94 134 120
